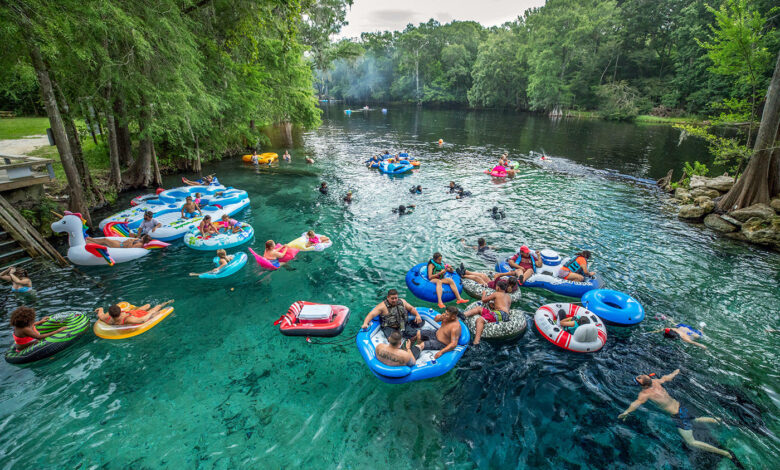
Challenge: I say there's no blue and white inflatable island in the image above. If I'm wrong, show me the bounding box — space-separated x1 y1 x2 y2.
356 309 469 384
496 249 601 298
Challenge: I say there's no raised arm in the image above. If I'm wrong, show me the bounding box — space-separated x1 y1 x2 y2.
659 369 680 384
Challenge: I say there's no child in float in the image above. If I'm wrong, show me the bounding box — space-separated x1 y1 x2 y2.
198 215 219 238
1 266 33 293
304 230 330 248
86 234 151 248
96 300 174 325
263 240 289 268
462 279 512 345
193 192 202 205
181 196 202 219
557 250 596 282
427 252 470 308
560 315 591 334
189 249 233 276
283 150 291 161
9 306 67 350
219 214 243 234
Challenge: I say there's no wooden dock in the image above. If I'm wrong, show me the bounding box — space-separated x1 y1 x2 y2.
0 153 55 191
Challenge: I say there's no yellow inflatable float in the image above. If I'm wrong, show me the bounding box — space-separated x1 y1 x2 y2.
93 301 174 339
287 232 333 252
241 152 278 164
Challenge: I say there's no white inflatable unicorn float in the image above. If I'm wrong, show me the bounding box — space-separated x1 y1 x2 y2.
51 213 158 266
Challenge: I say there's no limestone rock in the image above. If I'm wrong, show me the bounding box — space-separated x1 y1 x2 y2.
720 214 743 227
771 198 780 213
674 187 692 203
704 175 734 192
741 216 780 249
698 198 715 215
704 214 737 233
690 187 721 199
689 175 707 189
678 204 707 219
693 196 711 205
729 203 775 222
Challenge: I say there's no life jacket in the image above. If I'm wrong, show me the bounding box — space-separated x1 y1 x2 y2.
564 255 587 275
428 259 445 276
381 299 408 332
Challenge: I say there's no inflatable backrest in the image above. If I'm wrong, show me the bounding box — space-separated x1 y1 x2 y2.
574 324 598 343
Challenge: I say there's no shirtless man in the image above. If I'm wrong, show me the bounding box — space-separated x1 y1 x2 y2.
96 300 174 326
619 369 739 464
86 235 151 248
651 323 708 350
181 196 202 218
412 305 462 360
361 289 423 344
462 280 512 344
263 240 289 268
375 331 416 367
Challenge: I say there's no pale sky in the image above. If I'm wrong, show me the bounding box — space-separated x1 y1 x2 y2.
337 0 547 38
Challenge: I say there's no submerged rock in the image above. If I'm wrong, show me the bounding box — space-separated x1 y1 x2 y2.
704 175 735 192
704 214 737 233
690 187 721 199
729 203 775 222
741 216 780 249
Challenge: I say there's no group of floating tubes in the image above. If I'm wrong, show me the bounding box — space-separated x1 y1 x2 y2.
495 249 602 298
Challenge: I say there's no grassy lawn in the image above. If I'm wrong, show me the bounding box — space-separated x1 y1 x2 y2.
0 116 50 139
28 138 110 188
635 115 702 125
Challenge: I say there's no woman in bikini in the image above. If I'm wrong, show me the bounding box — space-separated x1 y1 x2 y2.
85 235 151 248
1 266 33 293
96 300 174 326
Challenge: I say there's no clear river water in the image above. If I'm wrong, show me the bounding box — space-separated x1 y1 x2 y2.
1 107 778 469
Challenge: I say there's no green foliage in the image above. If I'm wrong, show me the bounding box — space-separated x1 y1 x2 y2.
683 160 710 177
18 197 61 237
595 82 640 121
676 124 751 174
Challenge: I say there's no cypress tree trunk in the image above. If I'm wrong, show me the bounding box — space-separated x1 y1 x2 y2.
151 143 163 186
113 97 133 166
105 83 122 190
123 103 153 188
718 50 780 211
26 36 92 225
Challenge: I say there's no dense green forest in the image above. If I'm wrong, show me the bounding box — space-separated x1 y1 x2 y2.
320 0 779 120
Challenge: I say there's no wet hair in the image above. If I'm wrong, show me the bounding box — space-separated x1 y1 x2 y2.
139 235 151 244
397 205 406 214
577 316 591 325
388 331 402 346
576 250 592 259
445 305 459 316
663 328 680 340
387 289 398 298
492 206 499 213
477 238 486 247
496 279 508 291
432 252 442 261
265 240 275 249
637 375 652 387
507 276 518 286
10 306 36 327
216 249 227 257
108 304 122 318
320 182 327 187
14 268 28 278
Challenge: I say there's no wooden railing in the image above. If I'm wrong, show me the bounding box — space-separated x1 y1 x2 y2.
0 153 55 192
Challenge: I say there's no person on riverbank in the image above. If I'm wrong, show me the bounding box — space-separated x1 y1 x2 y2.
197 215 218 238
181 196 202 219
506 246 542 284
86 235 151 248
319 182 328 195
262 240 289 268
412 305 462 359
392 204 415 215
557 250 595 282
136 211 161 237
343 191 353 203
427 252 469 308
619 369 740 465
361 289 423 345
96 300 174 326
190 249 232 276
375 331 417 367
1 266 32 293
283 150 291 162
462 280 511 345
9 306 67 349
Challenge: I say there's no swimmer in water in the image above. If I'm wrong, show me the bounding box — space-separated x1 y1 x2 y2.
488 206 505 219
650 319 707 350
619 369 741 466
392 204 415 215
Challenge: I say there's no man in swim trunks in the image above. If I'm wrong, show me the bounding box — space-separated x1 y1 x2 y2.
96 300 174 325
650 321 707 350
411 305 462 360
619 369 739 464
462 280 512 344
361 289 423 345
85 235 151 248
557 250 595 282
375 331 417 367
506 245 542 284
181 196 202 218
263 240 289 268
136 211 161 237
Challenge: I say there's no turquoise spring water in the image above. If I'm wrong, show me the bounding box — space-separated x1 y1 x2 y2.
1 108 778 468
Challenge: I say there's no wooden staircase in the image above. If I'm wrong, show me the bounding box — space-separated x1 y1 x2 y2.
0 229 31 269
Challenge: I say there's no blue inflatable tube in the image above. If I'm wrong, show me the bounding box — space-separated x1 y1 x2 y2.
199 252 247 279
405 262 463 303
581 289 644 326
356 310 469 384
495 256 601 298
364 154 391 165
379 160 413 175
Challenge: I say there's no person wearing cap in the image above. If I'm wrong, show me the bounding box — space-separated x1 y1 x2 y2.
136 211 161 237
649 323 707 350
506 246 542 284
619 369 740 464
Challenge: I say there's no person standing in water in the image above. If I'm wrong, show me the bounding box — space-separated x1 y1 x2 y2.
283 150 291 162
619 369 741 465
1 266 32 293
